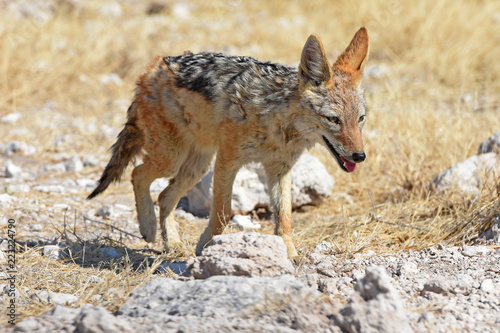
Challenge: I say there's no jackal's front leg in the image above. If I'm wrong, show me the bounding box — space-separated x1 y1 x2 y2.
265 164 297 259
196 153 239 256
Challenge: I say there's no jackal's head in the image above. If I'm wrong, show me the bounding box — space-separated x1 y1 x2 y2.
297 28 369 173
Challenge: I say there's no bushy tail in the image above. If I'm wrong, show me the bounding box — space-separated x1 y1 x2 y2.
87 101 143 199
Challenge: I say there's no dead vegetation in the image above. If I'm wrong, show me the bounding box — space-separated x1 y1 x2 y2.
1 0 499 324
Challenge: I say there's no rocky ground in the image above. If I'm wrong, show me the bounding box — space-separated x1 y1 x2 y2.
0 129 499 332
2 232 500 332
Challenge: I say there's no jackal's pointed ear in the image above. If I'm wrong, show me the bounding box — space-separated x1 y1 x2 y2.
299 34 333 86
333 27 370 87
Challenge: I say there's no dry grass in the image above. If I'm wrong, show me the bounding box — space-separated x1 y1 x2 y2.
7 239 167 319
1 0 500 324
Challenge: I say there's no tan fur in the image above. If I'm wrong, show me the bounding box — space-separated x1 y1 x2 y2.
88 28 370 258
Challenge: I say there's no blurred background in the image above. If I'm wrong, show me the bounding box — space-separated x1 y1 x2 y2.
1 0 499 251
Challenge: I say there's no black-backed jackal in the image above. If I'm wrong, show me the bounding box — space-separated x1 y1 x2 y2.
88 28 370 259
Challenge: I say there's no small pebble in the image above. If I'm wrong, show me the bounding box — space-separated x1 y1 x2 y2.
83 155 99 167
43 245 62 260
230 214 261 231
462 246 494 257
53 203 70 210
0 112 21 124
0 194 13 208
480 279 495 293
97 205 114 218
64 156 83 172
5 160 22 178
88 275 105 284
30 224 43 231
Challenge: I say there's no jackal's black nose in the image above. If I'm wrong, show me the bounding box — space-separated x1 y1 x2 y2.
352 152 366 163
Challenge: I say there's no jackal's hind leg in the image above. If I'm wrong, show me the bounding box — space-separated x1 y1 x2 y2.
132 164 163 242
158 151 214 252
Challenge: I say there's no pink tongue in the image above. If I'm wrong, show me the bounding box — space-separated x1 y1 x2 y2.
341 156 357 172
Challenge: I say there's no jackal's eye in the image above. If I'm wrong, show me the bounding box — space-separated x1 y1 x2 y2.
359 115 365 123
326 116 340 125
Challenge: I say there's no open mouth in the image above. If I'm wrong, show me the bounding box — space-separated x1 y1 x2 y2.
322 135 356 173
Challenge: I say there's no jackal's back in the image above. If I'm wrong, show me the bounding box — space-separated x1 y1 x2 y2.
166 52 299 111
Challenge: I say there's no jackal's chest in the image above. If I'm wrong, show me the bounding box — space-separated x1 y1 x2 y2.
227 126 311 165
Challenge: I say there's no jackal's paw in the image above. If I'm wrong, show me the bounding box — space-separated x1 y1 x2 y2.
195 229 213 256
288 254 302 265
163 240 183 253
162 226 182 253
281 236 298 261
139 218 157 243
287 249 300 263
140 228 156 243
195 239 211 256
